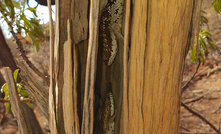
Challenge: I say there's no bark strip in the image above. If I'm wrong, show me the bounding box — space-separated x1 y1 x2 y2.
47 0 57 133
81 0 100 133
2 67 33 134
120 0 131 133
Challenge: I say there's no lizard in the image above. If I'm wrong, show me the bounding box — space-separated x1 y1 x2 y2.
95 0 124 132
96 82 116 134
99 0 124 66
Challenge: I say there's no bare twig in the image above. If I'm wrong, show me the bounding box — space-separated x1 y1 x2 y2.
195 65 211 77
182 59 201 93
0 98 34 103
181 102 220 134
179 126 190 132
0 5 50 84
183 95 204 104
207 65 221 77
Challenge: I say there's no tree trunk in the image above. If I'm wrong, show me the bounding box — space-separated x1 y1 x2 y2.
0 28 20 87
123 0 194 133
49 0 198 133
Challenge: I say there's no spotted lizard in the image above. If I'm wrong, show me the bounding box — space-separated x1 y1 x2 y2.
99 0 124 66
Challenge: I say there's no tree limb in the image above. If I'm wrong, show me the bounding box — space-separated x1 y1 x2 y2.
181 102 220 134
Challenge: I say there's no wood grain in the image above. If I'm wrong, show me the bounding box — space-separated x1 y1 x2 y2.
127 0 196 133
81 0 100 133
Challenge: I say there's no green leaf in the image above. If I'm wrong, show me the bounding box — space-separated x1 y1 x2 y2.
17 83 23 94
5 0 15 19
21 0 26 8
199 35 208 54
30 18 43 39
208 41 216 50
20 90 30 98
202 30 212 36
1 83 8 93
21 14 33 31
4 91 9 100
199 50 205 63
200 16 208 24
13 69 20 83
11 1 20 9
26 7 37 17
26 102 33 108
191 45 197 64
201 10 207 14
33 40 39 51
28 32 39 51
4 102 11 113
214 0 221 13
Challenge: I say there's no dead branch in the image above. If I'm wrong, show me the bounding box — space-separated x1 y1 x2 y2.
2 67 33 133
181 102 220 134
183 95 204 104
0 98 34 103
207 65 221 77
179 126 190 132
182 59 201 93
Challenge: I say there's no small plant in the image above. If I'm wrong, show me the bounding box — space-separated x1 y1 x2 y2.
0 69 32 113
191 30 216 63
190 9 216 64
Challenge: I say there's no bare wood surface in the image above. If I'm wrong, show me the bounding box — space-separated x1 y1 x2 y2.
120 0 131 133
2 67 33 134
73 33 81 134
190 0 202 54
51 0 89 133
127 0 196 133
47 0 58 133
81 0 100 133
18 62 49 119
62 19 80 134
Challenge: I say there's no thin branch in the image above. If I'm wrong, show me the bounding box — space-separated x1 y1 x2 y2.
184 95 204 104
179 126 190 132
0 98 34 103
182 59 201 93
0 6 49 84
207 65 221 77
181 102 220 134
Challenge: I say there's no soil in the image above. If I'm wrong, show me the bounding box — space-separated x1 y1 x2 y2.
1 0 221 133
